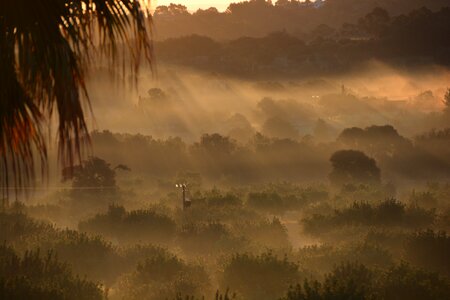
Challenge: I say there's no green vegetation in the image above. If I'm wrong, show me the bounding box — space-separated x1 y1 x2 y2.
2 2 450 299
1 176 449 299
282 262 450 300
0 245 103 299
221 252 300 300
79 205 177 245
302 199 435 234
115 252 211 300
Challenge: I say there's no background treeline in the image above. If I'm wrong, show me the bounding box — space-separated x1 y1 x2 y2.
154 6 450 77
90 125 450 186
153 0 449 40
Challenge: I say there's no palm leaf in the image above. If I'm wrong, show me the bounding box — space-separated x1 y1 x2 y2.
0 0 153 200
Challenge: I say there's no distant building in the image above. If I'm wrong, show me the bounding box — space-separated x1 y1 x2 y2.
313 0 325 9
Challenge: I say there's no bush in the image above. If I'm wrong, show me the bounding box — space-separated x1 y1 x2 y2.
115 252 211 300
51 230 121 283
234 217 290 250
297 242 393 274
282 262 374 300
177 222 246 256
121 244 172 270
335 183 397 206
221 252 299 300
179 203 263 224
302 199 435 234
0 211 62 249
246 184 328 213
364 229 408 255
0 210 123 284
79 205 176 244
322 262 374 299
378 263 450 300
0 245 103 300
282 262 450 300
247 191 284 213
206 192 243 207
403 230 450 276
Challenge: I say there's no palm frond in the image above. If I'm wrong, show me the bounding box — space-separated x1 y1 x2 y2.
0 0 153 199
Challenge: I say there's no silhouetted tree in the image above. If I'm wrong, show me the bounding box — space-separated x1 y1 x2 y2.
63 156 116 191
358 7 391 37
195 133 237 155
329 150 381 186
0 0 152 194
444 88 450 114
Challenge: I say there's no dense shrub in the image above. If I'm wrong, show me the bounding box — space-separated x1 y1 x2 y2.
335 183 394 206
0 211 61 249
408 182 450 211
234 217 290 250
0 211 124 283
79 205 177 244
378 263 450 300
410 191 439 209
121 244 172 270
177 222 246 256
179 203 263 224
298 242 393 274
282 263 374 300
221 252 300 300
245 185 326 213
403 230 450 276
247 191 284 213
282 262 450 300
363 229 408 255
206 192 243 207
115 252 211 300
51 231 121 283
247 184 328 212
0 245 103 300
300 186 329 204
302 199 435 234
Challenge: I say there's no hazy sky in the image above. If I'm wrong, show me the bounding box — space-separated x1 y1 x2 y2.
152 0 234 12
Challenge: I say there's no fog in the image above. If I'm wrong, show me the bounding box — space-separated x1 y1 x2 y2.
87 61 450 141
2 2 450 300
5 44 450 300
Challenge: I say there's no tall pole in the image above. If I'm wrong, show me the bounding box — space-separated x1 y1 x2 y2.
182 185 186 210
176 183 190 210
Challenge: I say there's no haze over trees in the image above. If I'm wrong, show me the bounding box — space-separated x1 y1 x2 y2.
1 0 450 299
154 6 450 77
329 150 381 187
152 0 450 40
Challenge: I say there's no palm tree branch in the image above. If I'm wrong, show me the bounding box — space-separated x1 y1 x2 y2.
0 0 152 197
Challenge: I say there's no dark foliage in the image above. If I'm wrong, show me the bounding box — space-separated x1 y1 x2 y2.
302 199 435 234
282 262 450 300
221 252 300 300
0 245 102 300
79 205 177 245
404 230 450 276
329 150 381 186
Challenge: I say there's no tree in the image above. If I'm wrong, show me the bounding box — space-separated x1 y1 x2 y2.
329 150 381 186
444 88 450 114
63 156 115 188
262 117 299 140
194 133 237 156
0 1 152 197
0 245 103 299
358 7 390 37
